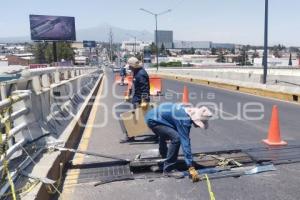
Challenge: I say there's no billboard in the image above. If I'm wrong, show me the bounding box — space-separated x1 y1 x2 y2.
29 15 76 41
83 41 96 48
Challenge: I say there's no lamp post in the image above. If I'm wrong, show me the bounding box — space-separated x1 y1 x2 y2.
262 0 268 84
140 8 172 71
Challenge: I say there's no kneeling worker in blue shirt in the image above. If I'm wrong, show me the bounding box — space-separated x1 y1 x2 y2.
144 103 212 182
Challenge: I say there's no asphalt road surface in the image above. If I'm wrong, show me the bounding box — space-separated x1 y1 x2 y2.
60 69 300 200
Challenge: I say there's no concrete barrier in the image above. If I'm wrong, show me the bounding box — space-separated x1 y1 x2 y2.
148 67 300 86
150 69 300 103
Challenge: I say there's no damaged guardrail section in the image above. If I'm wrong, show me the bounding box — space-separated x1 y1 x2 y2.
0 67 103 199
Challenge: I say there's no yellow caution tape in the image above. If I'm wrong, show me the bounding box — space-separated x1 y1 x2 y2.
2 179 39 198
205 174 216 200
3 160 17 200
0 96 18 200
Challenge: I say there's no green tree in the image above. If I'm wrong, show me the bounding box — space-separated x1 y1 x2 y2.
289 53 292 66
150 42 157 54
33 42 47 63
273 49 282 58
189 47 195 54
230 48 236 54
216 52 226 63
238 49 249 66
57 42 75 61
45 44 53 63
211 48 217 55
33 42 74 64
160 43 166 55
166 49 171 56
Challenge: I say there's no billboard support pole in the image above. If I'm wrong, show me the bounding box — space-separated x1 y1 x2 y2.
53 41 58 62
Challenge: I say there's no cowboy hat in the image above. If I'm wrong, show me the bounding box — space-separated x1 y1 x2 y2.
185 106 212 129
127 57 142 68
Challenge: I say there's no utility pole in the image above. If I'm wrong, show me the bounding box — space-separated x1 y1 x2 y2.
134 36 137 54
109 28 113 62
126 34 137 54
262 0 268 84
140 8 172 71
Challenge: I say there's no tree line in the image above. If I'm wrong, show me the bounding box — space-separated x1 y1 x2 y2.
33 42 75 64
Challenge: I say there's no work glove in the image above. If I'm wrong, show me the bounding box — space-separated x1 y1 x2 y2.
189 167 200 182
140 101 149 110
124 95 131 102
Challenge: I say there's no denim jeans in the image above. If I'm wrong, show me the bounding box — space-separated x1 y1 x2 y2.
150 125 180 172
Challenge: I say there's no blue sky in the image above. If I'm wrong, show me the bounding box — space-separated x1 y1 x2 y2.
1 0 299 46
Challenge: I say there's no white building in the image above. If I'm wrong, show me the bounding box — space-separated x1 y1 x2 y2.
173 41 212 49
121 40 150 53
155 55 234 66
254 57 300 67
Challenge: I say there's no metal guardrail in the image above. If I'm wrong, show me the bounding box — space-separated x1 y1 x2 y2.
0 67 103 198
0 92 31 165
0 93 30 110
0 67 101 165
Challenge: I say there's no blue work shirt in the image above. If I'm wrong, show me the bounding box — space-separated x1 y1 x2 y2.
144 103 193 166
132 67 150 105
120 67 126 76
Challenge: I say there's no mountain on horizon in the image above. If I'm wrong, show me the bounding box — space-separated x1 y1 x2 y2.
0 24 154 43
77 24 153 43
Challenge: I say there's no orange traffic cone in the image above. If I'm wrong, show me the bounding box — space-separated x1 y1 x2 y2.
262 105 287 146
182 86 189 104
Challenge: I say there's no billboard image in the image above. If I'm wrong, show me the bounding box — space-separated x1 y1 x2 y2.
83 41 96 48
30 14 76 41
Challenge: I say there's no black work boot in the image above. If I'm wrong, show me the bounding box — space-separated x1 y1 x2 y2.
119 137 135 143
163 170 184 179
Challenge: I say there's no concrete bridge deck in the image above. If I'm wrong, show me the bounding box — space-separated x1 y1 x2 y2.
60 68 300 200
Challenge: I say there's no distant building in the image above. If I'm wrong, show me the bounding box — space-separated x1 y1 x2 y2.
173 41 212 49
155 30 173 49
212 43 235 49
74 56 88 65
72 42 92 57
72 42 84 49
121 40 150 52
7 55 32 66
253 57 300 67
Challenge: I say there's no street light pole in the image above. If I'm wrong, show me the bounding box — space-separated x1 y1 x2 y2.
155 14 158 71
140 8 172 71
263 0 268 84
